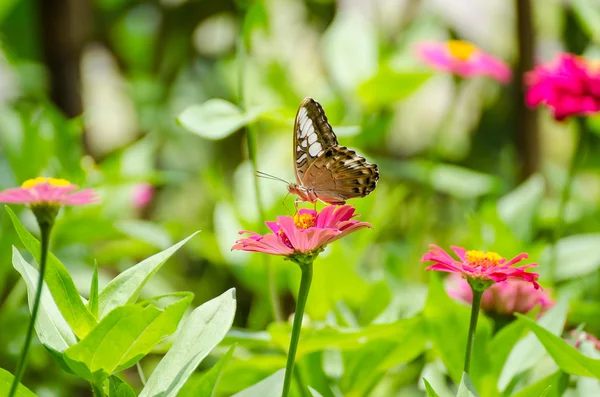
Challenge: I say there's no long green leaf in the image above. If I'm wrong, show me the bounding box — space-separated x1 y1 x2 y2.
98 231 199 318
139 288 236 397
64 292 193 383
89 260 99 319
423 378 441 397
510 370 568 397
231 369 284 397
180 345 236 397
12 246 77 351
0 367 37 397
516 313 600 378
108 376 136 397
457 372 480 397
7 206 97 338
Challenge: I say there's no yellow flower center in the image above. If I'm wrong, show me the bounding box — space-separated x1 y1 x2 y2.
22 177 72 189
465 250 502 268
293 213 315 229
447 40 477 61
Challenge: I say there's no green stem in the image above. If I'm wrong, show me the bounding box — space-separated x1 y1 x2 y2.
8 222 52 397
549 117 587 283
282 261 313 397
237 29 282 322
91 382 105 397
464 287 483 374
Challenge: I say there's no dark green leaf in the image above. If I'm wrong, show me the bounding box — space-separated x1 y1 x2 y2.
0 367 38 397
423 378 441 397
89 260 99 319
457 372 480 397
108 376 136 397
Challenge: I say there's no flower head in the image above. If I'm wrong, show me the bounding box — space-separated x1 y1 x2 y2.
526 53 600 121
132 182 154 209
0 178 97 206
569 330 600 351
232 205 372 261
421 245 540 290
415 40 511 83
446 273 554 316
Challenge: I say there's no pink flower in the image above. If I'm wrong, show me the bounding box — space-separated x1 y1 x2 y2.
446 273 554 316
421 245 540 289
132 182 154 208
525 53 600 121
0 178 97 206
415 40 512 83
232 205 372 257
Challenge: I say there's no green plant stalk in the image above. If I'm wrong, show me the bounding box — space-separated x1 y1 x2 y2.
91 381 105 397
282 260 313 397
8 222 53 397
549 117 587 282
464 287 483 374
237 34 282 322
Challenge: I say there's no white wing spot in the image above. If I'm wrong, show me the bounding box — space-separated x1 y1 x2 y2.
300 119 312 137
298 107 307 120
297 153 308 163
301 138 308 148
309 142 322 156
308 132 318 144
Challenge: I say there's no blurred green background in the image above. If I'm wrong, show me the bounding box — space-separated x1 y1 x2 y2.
1 0 600 395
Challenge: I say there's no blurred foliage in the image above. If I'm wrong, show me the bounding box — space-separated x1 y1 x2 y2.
1 0 600 396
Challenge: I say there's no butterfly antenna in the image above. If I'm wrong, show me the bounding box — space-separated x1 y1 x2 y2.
282 190 292 214
255 170 289 184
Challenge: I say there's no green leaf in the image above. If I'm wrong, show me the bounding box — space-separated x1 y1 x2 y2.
540 234 600 281
357 68 432 108
423 378 441 397
89 260 99 319
12 247 77 351
139 288 236 397
64 292 193 383
308 386 324 397
516 313 600 378
7 206 97 338
231 369 284 397
457 372 480 397
177 99 264 140
488 316 528 374
510 370 569 397
0 367 38 397
180 345 236 397
498 301 568 390
108 376 136 397
497 174 544 242
98 231 199 318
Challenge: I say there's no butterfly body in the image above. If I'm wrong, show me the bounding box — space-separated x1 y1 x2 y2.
290 98 379 205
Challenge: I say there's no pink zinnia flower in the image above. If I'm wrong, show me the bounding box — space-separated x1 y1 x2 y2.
132 182 154 209
446 273 554 316
232 205 371 257
415 40 512 83
421 245 540 289
525 53 600 121
0 177 97 206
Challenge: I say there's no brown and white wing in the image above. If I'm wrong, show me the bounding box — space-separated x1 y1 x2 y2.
294 98 339 185
302 146 379 205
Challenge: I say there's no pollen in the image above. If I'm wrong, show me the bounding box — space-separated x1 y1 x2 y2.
22 177 72 189
465 250 503 268
447 40 477 61
293 213 315 229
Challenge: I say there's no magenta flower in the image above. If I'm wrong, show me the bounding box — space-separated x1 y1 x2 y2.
421 245 540 289
0 178 97 206
570 330 600 351
132 182 154 209
446 273 554 316
526 53 600 121
415 40 512 83
232 205 372 257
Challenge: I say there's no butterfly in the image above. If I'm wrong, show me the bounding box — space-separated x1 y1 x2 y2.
284 97 379 205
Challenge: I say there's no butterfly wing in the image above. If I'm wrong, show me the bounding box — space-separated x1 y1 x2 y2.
302 146 379 205
294 97 339 185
